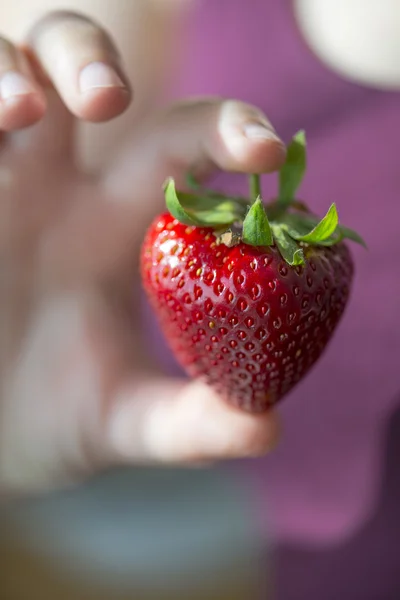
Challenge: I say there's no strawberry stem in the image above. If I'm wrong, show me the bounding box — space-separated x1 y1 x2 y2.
249 174 261 203
166 129 366 261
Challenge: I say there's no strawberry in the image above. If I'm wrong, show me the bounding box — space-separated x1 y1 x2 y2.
141 132 365 412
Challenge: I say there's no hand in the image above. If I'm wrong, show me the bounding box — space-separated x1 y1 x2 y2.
0 11 285 496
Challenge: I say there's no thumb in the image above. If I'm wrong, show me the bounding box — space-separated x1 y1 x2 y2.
105 377 280 465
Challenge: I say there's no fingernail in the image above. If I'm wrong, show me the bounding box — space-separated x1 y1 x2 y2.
79 62 126 93
244 122 283 142
0 72 36 100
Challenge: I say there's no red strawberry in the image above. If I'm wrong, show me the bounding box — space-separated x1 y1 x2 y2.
141 132 365 412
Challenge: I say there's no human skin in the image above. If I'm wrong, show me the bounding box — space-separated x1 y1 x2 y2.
0 10 288 496
0 1 398 496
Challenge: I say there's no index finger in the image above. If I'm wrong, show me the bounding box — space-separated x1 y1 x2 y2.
97 99 286 271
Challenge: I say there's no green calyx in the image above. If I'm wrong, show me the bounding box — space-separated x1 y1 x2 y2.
163 130 366 266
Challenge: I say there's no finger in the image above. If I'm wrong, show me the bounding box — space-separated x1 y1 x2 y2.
93 99 286 273
0 37 46 131
104 98 286 194
26 10 131 122
102 99 286 236
106 378 280 465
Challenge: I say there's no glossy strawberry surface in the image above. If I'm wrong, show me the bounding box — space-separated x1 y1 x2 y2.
141 213 354 412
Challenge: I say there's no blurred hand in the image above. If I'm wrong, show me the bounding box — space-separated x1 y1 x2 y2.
0 11 285 496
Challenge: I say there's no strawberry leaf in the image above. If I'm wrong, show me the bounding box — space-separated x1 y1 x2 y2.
313 229 344 246
179 191 247 218
278 214 315 239
242 197 273 246
278 130 306 207
295 203 339 243
337 225 367 248
279 208 367 249
165 178 200 226
164 178 242 227
185 171 201 190
189 205 241 226
186 171 250 207
272 224 305 265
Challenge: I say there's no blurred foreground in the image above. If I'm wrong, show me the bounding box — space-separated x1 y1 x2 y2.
0 467 268 599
